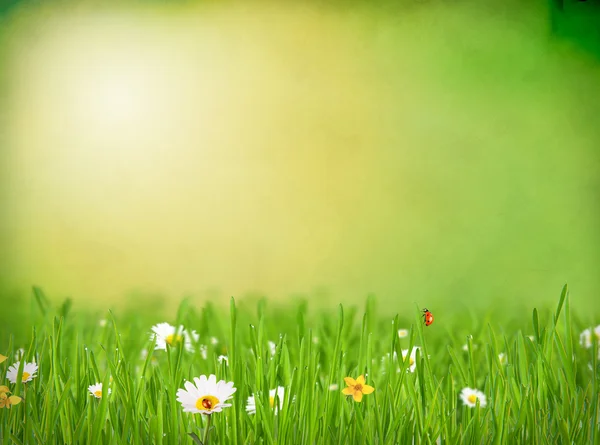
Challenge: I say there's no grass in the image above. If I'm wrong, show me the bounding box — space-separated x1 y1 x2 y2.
1 284 599 444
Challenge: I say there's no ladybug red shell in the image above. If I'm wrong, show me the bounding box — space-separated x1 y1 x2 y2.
422 308 434 326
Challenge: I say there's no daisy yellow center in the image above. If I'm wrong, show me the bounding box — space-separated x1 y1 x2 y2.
196 395 219 411
269 396 275 408
94 390 102 398
165 334 183 346
22 372 30 381
468 394 478 404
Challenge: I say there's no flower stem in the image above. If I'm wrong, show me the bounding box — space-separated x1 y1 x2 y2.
351 401 356 442
203 414 212 445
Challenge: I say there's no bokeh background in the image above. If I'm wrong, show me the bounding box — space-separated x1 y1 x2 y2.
1 0 599 319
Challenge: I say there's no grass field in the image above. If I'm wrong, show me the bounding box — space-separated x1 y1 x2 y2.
1 2 600 444
1 285 599 444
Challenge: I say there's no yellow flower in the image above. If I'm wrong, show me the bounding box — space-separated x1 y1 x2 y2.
342 375 374 402
0 386 22 409
0 354 7 364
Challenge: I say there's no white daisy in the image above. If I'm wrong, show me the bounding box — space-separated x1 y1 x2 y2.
398 329 409 339
176 374 236 414
401 347 420 373
267 341 277 356
88 383 111 398
150 323 199 352
498 353 507 365
210 337 219 345
246 386 285 415
579 325 600 349
217 355 228 364
7 361 38 384
460 387 487 408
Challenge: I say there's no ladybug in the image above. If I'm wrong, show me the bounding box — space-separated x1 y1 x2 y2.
422 308 434 326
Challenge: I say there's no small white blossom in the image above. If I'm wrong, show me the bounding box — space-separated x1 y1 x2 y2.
401 347 420 373
460 387 487 408
397 329 409 339
246 387 285 415
88 382 111 398
580 325 600 349
149 323 198 352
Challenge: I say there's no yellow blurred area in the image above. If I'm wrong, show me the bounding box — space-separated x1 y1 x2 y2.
1 1 599 309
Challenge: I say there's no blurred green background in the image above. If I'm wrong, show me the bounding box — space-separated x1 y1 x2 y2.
1 0 599 321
